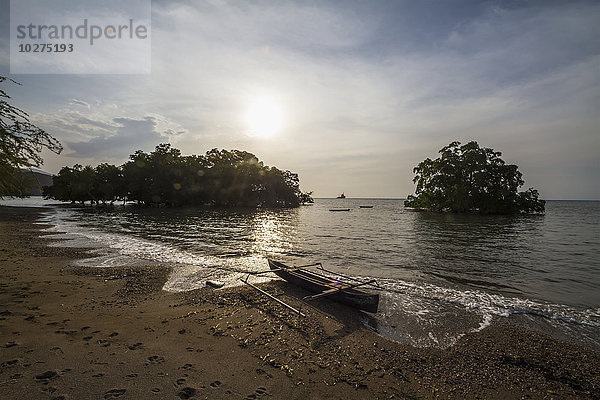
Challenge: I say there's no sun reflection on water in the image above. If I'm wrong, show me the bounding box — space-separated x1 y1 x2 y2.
250 211 298 256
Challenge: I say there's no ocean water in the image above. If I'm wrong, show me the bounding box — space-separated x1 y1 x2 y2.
4 198 599 349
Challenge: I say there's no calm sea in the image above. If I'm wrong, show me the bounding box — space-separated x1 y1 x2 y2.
3 198 599 349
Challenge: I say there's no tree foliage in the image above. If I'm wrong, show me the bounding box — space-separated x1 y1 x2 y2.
45 143 313 208
404 141 545 214
1 77 62 197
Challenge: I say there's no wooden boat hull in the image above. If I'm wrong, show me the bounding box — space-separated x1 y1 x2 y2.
268 259 379 313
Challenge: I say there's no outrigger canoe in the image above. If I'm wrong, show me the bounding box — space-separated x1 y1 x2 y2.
267 259 380 313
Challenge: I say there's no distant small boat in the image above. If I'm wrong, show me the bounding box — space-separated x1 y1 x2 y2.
329 208 350 212
359 205 373 208
336 193 346 199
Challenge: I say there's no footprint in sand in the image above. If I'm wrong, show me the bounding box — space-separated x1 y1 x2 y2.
103 388 126 399
255 368 272 379
55 330 78 336
42 386 58 394
2 359 19 367
245 387 268 399
255 387 267 395
35 371 58 380
128 342 143 350
147 355 165 364
178 387 196 399
210 380 221 388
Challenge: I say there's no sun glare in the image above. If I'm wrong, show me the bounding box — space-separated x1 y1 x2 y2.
244 98 283 139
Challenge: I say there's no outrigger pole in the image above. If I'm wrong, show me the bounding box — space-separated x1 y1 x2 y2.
239 275 306 317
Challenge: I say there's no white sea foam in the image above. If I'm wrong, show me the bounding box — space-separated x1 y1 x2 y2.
39 208 274 291
375 276 600 328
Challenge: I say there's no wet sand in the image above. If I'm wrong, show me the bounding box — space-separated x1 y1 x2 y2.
1 206 598 399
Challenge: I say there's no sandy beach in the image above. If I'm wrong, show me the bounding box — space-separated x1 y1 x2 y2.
0 206 598 399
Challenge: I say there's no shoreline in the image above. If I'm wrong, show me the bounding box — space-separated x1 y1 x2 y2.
1 206 598 399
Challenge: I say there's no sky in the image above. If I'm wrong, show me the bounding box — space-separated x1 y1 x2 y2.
1 0 599 199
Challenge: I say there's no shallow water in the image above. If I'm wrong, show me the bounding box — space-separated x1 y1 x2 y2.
5 197 599 349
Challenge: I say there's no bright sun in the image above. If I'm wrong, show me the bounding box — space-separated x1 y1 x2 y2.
244 98 283 139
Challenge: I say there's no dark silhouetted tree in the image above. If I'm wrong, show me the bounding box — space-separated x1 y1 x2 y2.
47 144 312 208
1 77 62 197
404 141 545 214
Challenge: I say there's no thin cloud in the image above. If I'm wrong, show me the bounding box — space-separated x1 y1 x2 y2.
69 99 91 109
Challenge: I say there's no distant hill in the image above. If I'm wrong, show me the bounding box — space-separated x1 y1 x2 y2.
14 169 54 196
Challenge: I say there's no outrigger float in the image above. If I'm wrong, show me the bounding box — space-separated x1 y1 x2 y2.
239 259 381 316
